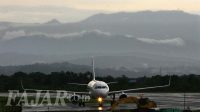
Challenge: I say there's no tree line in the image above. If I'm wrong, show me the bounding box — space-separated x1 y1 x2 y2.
0 71 200 92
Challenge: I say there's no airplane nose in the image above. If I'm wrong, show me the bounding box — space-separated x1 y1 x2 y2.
97 90 108 97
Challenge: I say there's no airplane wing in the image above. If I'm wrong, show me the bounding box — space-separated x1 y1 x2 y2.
21 81 90 95
67 83 88 86
107 82 118 85
22 89 89 95
108 76 171 95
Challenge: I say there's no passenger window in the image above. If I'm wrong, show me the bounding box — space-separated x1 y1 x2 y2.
95 86 107 89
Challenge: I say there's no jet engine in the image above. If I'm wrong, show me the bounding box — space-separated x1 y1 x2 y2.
70 95 79 104
119 93 128 99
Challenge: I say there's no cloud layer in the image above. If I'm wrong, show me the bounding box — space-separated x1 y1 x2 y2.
1 29 112 40
2 30 185 47
137 37 185 46
2 30 26 40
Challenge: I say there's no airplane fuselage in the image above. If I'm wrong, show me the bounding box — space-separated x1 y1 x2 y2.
87 80 109 99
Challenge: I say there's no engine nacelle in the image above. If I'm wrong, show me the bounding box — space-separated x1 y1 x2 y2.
119 93 128 99
70 95 79 104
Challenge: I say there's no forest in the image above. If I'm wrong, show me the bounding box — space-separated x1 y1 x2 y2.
0 71 200 92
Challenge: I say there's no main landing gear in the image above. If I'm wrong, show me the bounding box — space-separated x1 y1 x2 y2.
110 94 116 106
71 94 85 107
97 97 103 107
78 94 85 107
78 101 85 107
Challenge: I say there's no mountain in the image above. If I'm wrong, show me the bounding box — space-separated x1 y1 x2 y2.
1 10 199 38
0 58 199 77
85 11 200 39
0 10 199 75
0 62 143 77
45 19 61 25
0 28 199 60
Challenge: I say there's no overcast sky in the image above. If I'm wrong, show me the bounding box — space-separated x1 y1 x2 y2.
0 0 200 23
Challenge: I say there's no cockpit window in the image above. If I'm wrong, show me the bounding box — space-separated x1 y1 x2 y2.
95 86 107 89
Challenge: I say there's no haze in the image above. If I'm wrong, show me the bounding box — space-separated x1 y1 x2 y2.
0 0 200 23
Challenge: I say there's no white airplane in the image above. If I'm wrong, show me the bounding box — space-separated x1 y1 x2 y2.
21 57 171 107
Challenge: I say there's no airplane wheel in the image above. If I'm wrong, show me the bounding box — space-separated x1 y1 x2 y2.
82 102 85 107
79 102 81 107
79 102 85 107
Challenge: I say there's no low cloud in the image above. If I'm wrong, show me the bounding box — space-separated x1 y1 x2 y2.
2 30 26 40
55 29 111 37
1 29 112 40
136 37 185 46
81 29 111 36
1 30 185 47
125 34 133 38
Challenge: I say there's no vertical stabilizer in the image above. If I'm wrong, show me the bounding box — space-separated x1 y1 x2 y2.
159 67 162 75
92 56 96 80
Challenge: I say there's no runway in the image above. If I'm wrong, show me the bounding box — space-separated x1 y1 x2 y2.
132 93 200 110
1 93 200 111
22 103 137 112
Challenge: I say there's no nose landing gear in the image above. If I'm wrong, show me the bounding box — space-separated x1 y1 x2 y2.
97 97 103 107
110 93 116 106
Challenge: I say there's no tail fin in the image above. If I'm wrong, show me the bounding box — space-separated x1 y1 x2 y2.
168 76 171 86
92 56 96 80
21 80 25 90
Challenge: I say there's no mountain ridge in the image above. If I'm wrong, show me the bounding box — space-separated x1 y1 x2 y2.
0 10 199 75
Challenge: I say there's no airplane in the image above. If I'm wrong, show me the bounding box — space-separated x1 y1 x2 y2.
21 57 171 107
